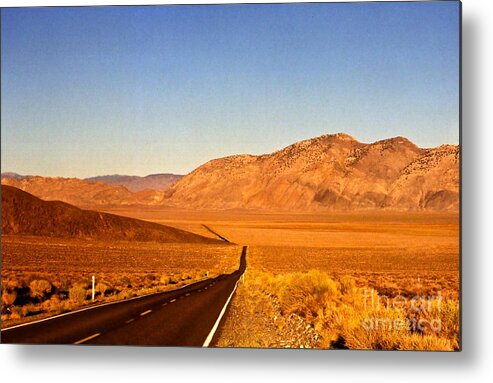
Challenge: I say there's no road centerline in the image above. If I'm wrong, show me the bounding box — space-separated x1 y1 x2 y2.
74 333 101 345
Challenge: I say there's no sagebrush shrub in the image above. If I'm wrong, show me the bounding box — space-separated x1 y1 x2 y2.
29 279 52 300
2 289 17 307
69 283 87 303
246 270 458 351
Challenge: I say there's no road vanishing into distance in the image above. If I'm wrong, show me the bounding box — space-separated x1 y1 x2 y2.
1 246 247 346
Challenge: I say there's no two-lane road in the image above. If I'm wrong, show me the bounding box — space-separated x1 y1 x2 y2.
1 246 247 346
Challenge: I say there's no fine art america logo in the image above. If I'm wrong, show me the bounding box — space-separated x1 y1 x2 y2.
361 289 443 333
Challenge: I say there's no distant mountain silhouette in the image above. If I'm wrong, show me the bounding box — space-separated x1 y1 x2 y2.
1 172 29 179
85 173 182 192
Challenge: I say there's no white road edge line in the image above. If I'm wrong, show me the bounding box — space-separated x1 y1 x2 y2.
202 278 241 348
2 277 213 332
74 332 101 345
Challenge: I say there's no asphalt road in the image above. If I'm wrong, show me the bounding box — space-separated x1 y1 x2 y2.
1 245 247 346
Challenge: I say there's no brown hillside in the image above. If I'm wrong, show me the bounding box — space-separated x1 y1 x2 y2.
165 133 459 211
1 176 166 208
1 185 221 244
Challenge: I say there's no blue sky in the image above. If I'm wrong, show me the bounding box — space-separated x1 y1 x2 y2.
1 2 460 177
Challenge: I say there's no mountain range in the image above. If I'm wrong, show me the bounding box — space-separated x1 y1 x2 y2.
1 172 182 193
1 176 166 208
85 173 183 192
165 133 459 211
1 133 459 212
1 172 30 179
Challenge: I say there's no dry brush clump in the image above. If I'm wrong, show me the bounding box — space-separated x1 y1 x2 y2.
241 270 459 351
2 289 17 307
29 279 52 301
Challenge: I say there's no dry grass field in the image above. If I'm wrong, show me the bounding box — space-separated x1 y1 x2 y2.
105 208 459 298
1 235 239 327
199 211 459 350
2 207 459 350
105 208 458 351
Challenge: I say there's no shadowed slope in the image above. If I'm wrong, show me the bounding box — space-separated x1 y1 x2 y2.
1 185 221 244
